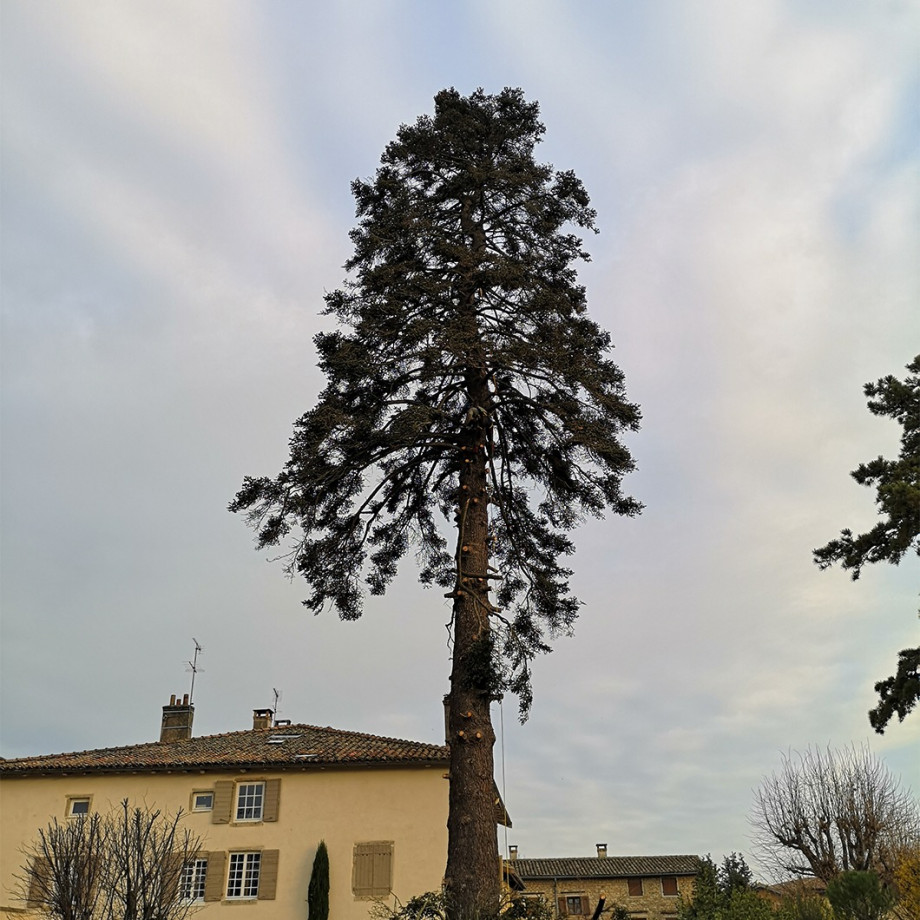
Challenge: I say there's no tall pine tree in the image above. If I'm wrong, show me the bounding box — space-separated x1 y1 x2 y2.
232 88 641 918
814 355 920 732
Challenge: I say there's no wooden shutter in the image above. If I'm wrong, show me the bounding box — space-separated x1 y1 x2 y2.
661 876 678 896
263 778 281 822
212 781 233 824
557 898 567 916
26 857 51 908
581 897 591 916
203 851 226 902
258 850 279 899
160 853 183 904
353 842 393 897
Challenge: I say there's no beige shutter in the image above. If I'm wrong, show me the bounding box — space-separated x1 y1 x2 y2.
27 856 51 908
353 843 375 896
258 850 279 899
160 853 183 904
203 851 226 902
372 843 393 895
212 781 233 824
353 842 393 897
263 778 281 822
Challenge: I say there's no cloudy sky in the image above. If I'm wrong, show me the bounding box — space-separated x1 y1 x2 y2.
2 0 918 875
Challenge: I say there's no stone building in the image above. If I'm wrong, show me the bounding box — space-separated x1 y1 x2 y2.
509 846 699 920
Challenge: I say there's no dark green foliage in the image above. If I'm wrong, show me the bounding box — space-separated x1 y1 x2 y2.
825 871 894 920
371 891 554 920
678 854 774 920
869 647 920 734
231 88 640 714
814 355 920 732
778 889 831 920
308 840 329 920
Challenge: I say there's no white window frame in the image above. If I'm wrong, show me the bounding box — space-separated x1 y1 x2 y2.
178 858 208 902
191 791 214 812
66 796 91 818
234 782 265 822
227 851 261 899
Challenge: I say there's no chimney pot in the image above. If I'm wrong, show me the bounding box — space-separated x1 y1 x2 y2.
252 708 274 730
596 843 607 859
508 845 518 860
170 694 176 705
183 693 189 705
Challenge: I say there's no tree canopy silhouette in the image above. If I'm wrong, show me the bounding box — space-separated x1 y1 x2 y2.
814 355 920 732
232 87 640 918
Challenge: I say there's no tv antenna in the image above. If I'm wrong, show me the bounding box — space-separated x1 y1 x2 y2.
186 638 204 704
272 687 282 718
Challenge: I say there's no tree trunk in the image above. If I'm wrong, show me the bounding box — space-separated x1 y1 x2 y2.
444 353 500 919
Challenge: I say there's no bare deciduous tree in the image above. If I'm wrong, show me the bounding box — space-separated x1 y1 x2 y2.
18 800 203 920
751 745 920 884
19 813 108 920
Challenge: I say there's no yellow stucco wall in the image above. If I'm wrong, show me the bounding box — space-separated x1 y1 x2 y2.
1 766 448 920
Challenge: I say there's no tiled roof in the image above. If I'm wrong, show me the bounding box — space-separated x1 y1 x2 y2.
0 724 449 775
512 856 700 879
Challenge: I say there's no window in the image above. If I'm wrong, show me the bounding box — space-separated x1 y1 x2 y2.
192 792 213 812
179 859 208 901
353 842 393 898
565 896 584 915
627 878 643 897
661 876 679 896
66 797 90 817
235 783 264 821
211 779 280 824
227 852 261 899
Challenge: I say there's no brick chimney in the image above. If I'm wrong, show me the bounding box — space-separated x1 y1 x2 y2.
160 693 194 743
252 708 274 730
596 843 607 859
508 845 519 861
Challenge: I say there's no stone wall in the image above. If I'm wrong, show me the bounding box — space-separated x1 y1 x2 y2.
519 873 694 920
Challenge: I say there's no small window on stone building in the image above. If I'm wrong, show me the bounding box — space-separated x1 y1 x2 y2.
627 878 643 897
661 876 679 896
557 894 590 916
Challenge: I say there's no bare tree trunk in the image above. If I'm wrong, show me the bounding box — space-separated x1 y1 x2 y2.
444 327 500 918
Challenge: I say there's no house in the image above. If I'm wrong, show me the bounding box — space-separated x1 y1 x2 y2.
508 845 699 920
0 695 454 919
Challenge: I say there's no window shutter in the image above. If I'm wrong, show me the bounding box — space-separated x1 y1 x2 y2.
258 850 279 899
203 851 226 902
212 781 233 824
160 853 183 904
27 856 51 908
263 778 281 822
353 842 393 897
373 843 392 895
353 844 375 896
582 897 591 916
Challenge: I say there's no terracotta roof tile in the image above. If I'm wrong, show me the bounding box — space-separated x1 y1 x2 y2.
512 856 700 879
0 724 449 775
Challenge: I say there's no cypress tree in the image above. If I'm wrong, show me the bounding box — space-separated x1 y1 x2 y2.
307 840 329 920
232 87 641 918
